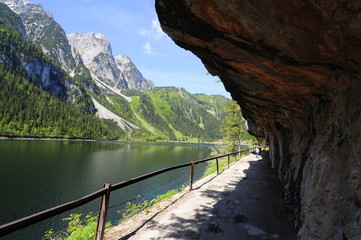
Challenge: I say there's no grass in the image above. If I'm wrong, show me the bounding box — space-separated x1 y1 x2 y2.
45 150 251 240
117 150 250 226
44 213 112 240
202 150 249 178
119 188 182 221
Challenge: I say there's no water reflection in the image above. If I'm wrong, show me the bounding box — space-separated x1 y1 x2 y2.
0 140 213 240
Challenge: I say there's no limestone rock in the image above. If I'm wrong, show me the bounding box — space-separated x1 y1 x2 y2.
115 55 154 90
67 32 128 89
156 0 361 239
0 0 77 71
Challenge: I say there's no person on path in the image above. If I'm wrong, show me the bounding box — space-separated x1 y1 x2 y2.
255 147 260 158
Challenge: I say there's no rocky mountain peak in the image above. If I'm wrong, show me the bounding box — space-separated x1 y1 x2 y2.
68 32 113 66
67 32 127 89
0 0 51 17
1 0 75 71
115 55 154 90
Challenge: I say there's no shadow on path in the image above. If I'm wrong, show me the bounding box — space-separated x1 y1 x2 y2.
120 152 297 240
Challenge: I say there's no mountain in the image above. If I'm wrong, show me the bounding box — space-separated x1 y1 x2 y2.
0 0 229 141
0 2 87 107
67 32 154 92
193 94 229 121
117 87 229 141
115 55 154 90
0 0 76 71
67 32 128 90
0 0 100 95
0 1 25 37
0 3 123 139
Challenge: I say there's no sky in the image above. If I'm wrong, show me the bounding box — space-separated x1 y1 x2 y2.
29 0 230 97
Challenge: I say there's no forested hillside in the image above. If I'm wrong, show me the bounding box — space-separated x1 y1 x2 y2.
0 3 123 139
0 1 230 142
0 69 123 139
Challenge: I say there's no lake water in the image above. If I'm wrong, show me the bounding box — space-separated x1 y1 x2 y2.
0 140 214 240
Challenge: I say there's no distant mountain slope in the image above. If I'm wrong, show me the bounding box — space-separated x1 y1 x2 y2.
0 0 76 71
0 3 123 139
0 3 89 109
146 87 225 141
0 0 99 95
68 32 154 92
0 2 25 37
0 0 230 141
115 55 154 90
193 94 229 121
67 32 128 89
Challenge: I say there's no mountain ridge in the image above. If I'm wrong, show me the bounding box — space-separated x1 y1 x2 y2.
0 0 229 141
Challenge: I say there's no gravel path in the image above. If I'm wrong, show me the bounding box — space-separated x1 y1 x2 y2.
105 152 297 240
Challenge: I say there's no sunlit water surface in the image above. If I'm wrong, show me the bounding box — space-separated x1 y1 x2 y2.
0 140 215 240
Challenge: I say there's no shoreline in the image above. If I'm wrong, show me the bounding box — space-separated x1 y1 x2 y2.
0 136 226 145
0 136 95 142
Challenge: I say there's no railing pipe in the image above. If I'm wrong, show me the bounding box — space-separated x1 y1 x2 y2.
189 161 195 191
96 184 111 240
0 149 251 238
216 157 219 175
0 188 107 237
111 162 191 191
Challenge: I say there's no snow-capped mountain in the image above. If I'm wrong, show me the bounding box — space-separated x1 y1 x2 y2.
115 55 154 90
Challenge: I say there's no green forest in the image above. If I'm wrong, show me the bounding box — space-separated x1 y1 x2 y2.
0 68 124 139
0 2 238 142
0 4 123 140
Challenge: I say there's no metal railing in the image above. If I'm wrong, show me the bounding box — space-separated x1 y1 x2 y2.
0 148 254 239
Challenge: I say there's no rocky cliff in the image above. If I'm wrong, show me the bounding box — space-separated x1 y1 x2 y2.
0 2 81 101
67 32 128 89
115 55 154 90
0 0 77 71
68 33 154 92
156 1 361 239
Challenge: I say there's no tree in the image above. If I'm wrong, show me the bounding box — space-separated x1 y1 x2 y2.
222 100 247 152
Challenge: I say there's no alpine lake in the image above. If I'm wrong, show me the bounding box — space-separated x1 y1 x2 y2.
0 139 217 240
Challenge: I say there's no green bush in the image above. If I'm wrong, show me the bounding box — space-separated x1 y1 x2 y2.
44 212 111 240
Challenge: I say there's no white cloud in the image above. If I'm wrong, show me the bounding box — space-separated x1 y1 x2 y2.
143 42 153 55
139 18 164 40
139 28 149 37
152 19 164 39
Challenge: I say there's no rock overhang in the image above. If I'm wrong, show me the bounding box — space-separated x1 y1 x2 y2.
156 0 361 239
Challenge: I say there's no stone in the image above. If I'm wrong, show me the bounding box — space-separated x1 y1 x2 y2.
156 0 361 239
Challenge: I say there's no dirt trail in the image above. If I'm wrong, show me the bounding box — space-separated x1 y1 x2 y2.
105 152 297 240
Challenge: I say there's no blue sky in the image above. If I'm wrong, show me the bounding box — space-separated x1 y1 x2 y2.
29 0 230 97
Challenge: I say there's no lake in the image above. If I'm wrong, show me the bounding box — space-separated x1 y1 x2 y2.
0 140 215 240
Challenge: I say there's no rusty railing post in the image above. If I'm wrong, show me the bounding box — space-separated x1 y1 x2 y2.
216 158 219 175
189 161 195 191
96 184 111 240
227 154 230 168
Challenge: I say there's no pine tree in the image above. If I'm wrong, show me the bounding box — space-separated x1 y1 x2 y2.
222 100 246 151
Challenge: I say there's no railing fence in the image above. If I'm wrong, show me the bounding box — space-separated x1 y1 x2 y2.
0 148 254 239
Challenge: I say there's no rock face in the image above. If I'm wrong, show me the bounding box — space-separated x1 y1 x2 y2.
156 1 361 239
115 55 154 90
0 1 79 100
0 0 77 71
68 33 154 91
68 32 130 90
